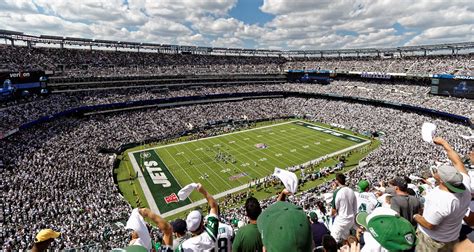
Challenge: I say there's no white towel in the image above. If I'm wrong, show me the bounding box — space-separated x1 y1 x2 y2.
178 183 198 201
421 122 436 143
126 208 151 251
273 167 298 194
408 175 422 181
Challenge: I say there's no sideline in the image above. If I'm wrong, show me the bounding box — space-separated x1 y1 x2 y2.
128 152 160 214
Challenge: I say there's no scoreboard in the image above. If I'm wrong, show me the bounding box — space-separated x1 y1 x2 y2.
430 74 474 99
0 71 48 99
286 70 336 84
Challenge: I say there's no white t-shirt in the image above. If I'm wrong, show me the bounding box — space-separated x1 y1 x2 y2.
468 170 474 192
331 186 357 242
180 214 219 252
419 173 471 242
361 231 389 252
331 186 357 235
334 186 358 219
355 191 379 214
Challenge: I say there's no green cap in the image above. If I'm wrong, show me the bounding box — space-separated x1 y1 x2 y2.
257 201 312 252
356 208 416 251
358 180 370 192
309 211 318 222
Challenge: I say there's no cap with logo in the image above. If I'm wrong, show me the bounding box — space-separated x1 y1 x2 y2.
257 201 312 252
35 229 61 243
356 208 416 251
358 180 370 192
437 164 466 193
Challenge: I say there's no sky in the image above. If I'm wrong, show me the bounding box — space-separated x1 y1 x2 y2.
0 0 473 50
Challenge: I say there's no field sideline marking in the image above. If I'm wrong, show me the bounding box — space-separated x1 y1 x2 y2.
128 151 160 214
158 147 196 201
160 138 371 218
295 120 366 141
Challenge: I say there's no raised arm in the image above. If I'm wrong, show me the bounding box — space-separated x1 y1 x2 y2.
139 208 173 246
433 137 467 175
197 183 218 216
277 188 291 202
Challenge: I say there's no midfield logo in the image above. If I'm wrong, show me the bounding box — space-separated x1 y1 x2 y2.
164 193 179 204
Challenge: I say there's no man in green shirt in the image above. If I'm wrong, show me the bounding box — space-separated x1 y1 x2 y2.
232 197 263 252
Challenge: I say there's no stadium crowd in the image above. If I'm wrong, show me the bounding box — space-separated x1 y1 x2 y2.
286 54 473 75
1 95 472 250
0 45 284 77
1 44 472 78
2 79 473 133
1 43 473 251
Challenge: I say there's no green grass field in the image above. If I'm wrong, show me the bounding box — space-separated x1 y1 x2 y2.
117 120 371 216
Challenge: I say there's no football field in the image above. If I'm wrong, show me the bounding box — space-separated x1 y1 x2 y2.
127 120 369 216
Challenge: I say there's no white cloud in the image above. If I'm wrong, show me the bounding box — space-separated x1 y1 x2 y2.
260 0 333 15
0 0 37 12
192 17 242 35
211 36 243 48
406 24 474 45
0 0 472 50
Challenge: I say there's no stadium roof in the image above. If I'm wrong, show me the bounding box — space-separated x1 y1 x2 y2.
1 30 472 57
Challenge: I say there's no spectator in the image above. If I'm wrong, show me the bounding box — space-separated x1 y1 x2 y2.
310 211 330 248
126 208 173 251
210 207 234 252
232 197 263 252
413 137 471 252
171 219 189 250
354 180 378 214
321 234 339 252
257 200 312 252
389 177 423 226
355 207 417 251
31 229 61 252
178 184 219 251
330 173 357 244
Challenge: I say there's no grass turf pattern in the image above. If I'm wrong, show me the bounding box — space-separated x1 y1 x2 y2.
128 120 367 214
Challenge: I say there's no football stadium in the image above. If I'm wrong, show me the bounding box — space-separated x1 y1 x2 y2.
1 1 474 251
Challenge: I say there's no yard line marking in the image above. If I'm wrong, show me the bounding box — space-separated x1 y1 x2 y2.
182 142 233 189
160 148 200 195
160 139 371 218
212 136 267 178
